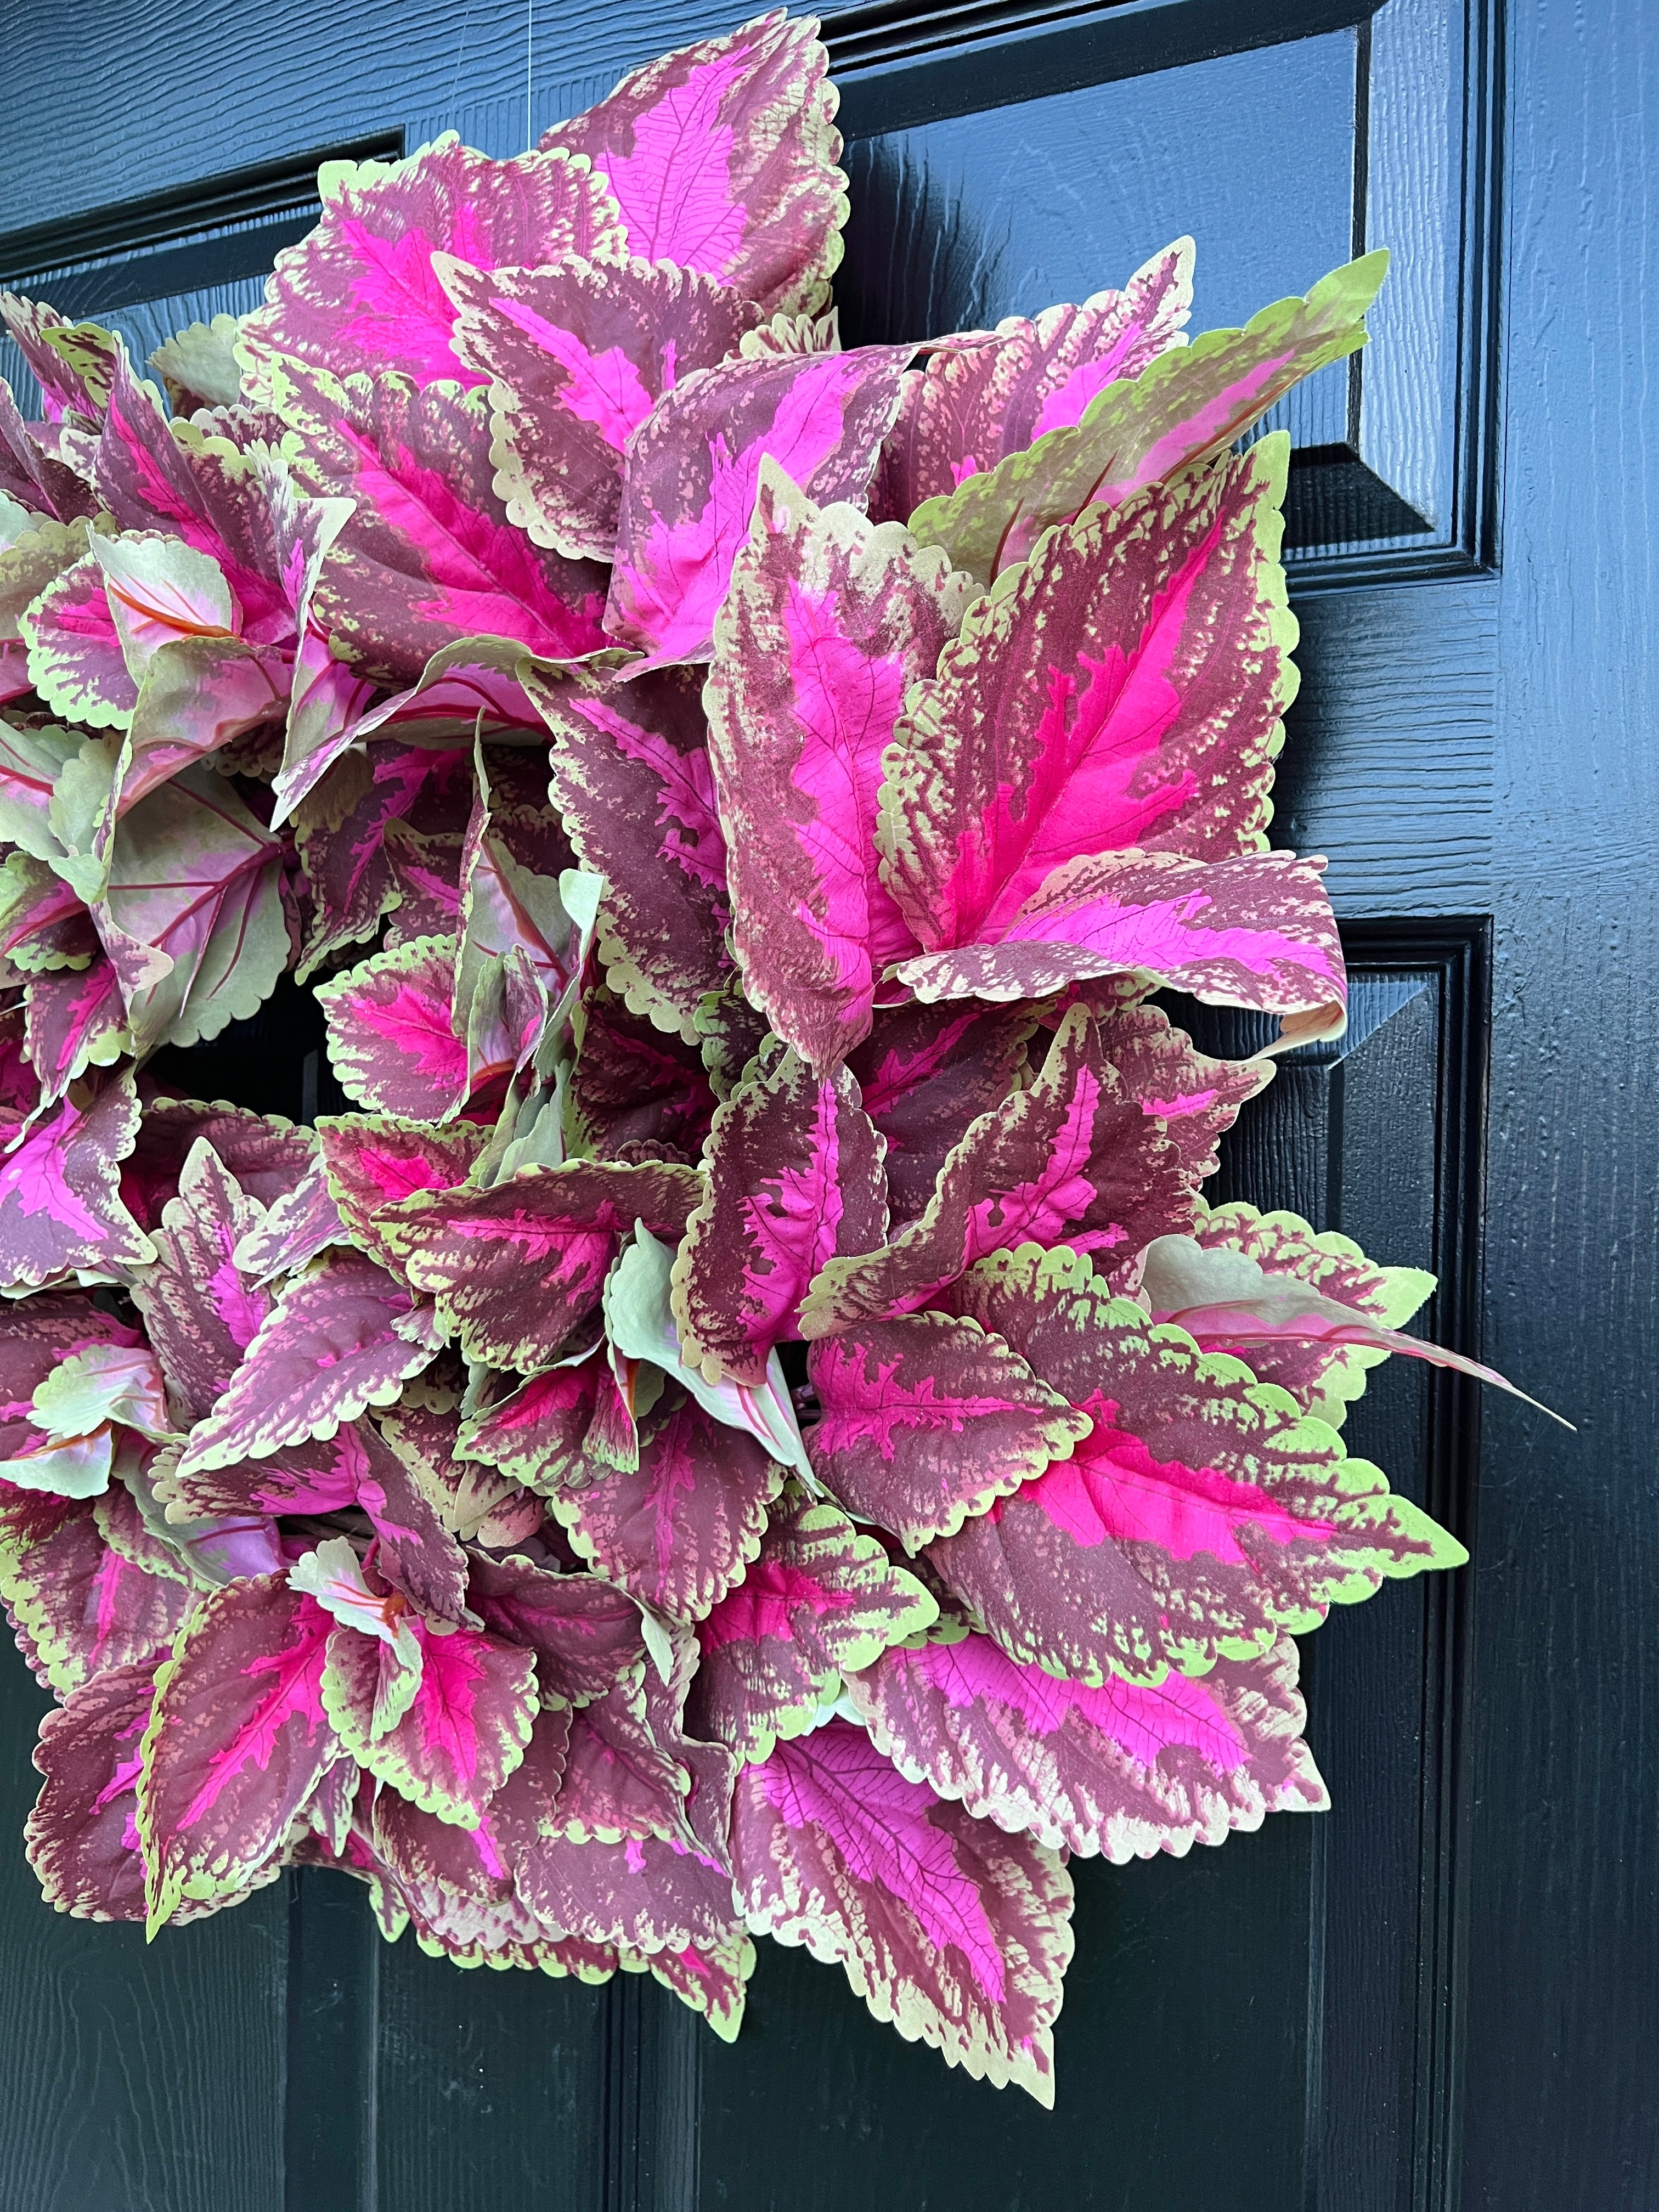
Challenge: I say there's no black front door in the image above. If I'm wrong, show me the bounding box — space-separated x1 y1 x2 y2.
0 2 1650 2207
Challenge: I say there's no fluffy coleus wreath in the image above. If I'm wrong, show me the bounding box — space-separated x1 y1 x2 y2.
0 10 1542 2104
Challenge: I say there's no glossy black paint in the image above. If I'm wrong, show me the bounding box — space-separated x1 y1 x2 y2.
0 0 1651 2203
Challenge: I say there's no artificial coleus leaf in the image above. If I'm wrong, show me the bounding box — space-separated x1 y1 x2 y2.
316 934 469 1124
687 1482 938 1763
1167 1198 1434 1425
0 1291 143 1466
540 13 847 316
439 252 760 560
884 844 1343 1030
731 1718 1073 2104
277 624 521 836
845 1618 1326 1859
640 1928 756 2042
0 295 118 423
20 538 164 730
465 1549 646 1708
122 1441 283 1590
129 1136 270 1426
605 1226 814 1481
289 1537 423 1735
847 1001 1038 1224
236 133 627 394
456 1358 608 1496
704 462 972 1065
548 1674 693 1845
0 843 95 974
315 1112 489 1278
22 957 126 1109
13 1340 171 1493
879 436 1297 960
25 1654 159 1922
173 1249 442 1472
928 1244 1467 1684
673 1039 887 1386
0 1071 155 1293
1141 1214 1566 1426
605 343 913 665
322 1611 537 1824
166 1421 470 1626
379 1395 542 1549
874 238 1195 521
91 346 338 648
290 740 471 974
452 750 596 1095
92 766 291 1058
0 1484 189 1694
380 1157 701 1372
136 1574 337 1928
529 663 734 1040
271 360 610 687
512 1825 743 1959
0 377 100 522
806 1311 1091 1548
565 986 715 1163
230 1153 345 1286
551 1394 786 1623
121 1096 314 1234
907 251 1387 584
148 314 241 413
799 1004 1190 1334
1093 1002 1273 1186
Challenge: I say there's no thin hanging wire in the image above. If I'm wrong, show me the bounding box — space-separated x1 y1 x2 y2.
526 0 534 153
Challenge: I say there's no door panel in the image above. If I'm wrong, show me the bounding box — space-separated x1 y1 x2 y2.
1 0 1651 2205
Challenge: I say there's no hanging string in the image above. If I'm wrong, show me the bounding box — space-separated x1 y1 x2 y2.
526 0 534 153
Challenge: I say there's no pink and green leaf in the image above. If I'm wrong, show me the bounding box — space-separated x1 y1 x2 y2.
847 1001 1038 1224
380 1157 701 1373
540 14 847 316
317 934 469 1124
908 251 1388 584
928 1243 1467 1684
129 1137 272 1425
0 1072 155 1293
531 662 734 1038
272 360 610 687
440 252 759 560
465 1549 646 1707
24 1655 160 1921
238 133 627 394
321 1612 537 1824
879 437 1297 957
704 463 972 1064
875 238 1194 520
605 345 913 665
673 1040 887 1386
806 1311 1091 1547
689 1482 938 1763
731 1719 1073 2104
136 1575 337 1929
551 1395 785 1622
846 1621 1326 1858
173 1249 441 1471
894 846 1347 1040
0 1485 189 1693
799 1005 1190 1333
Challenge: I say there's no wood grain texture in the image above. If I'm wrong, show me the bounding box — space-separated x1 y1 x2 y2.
1465 0 1659 2201
1278 581 1496 915
0 1642 287 2212
373 1933 610 2212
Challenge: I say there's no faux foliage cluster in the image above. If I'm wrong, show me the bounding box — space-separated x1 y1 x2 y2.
0 9 1516 2101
